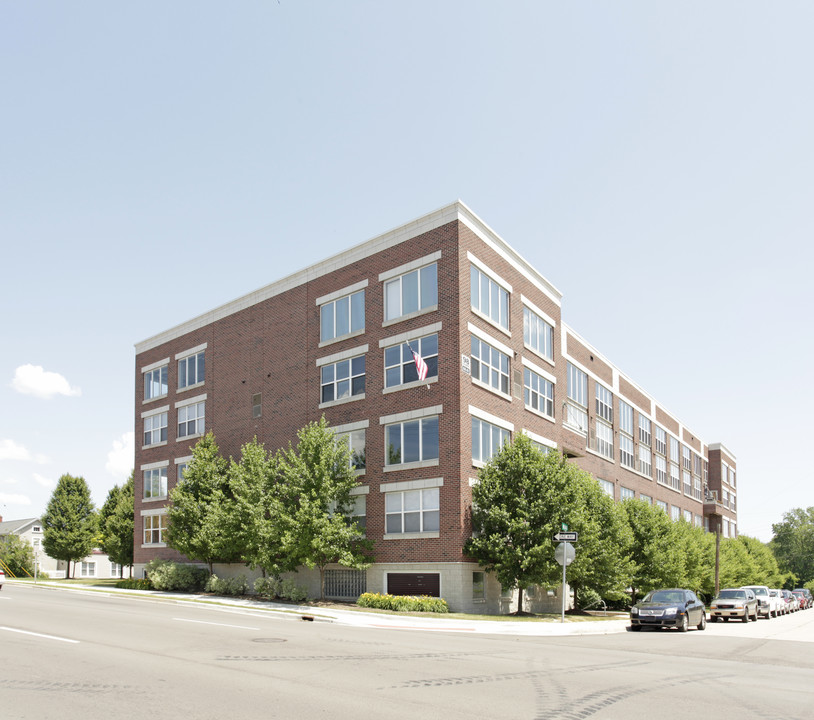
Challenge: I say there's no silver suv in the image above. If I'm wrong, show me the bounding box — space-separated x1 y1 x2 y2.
741 585 772 619
710 588 758 622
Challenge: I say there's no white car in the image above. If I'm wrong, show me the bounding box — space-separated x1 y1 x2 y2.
0 568 4 589
741 585 772 619
769 589 786 616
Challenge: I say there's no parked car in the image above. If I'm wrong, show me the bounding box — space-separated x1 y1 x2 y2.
630 588 706 632
795 588 813 608
0 568 4 589
791 590 808 609
769 589 787 616
709 588 758 623
741 585 772 619
781 589 798 612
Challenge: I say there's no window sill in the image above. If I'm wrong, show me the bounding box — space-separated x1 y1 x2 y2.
383 376 438 394
141 543 167 549
142 441 168 450
142 394 168 405
177 433 203 443
524 405 556 424
563 423 588 438
383 458 439 473
585 447 614 462
177 381 205 394
382 305 438 328
470 307 511 338
523 343 555 368
142 496 168 504
382 531 440 540
471 377 512 402
319 393 366 410
318 328 366 349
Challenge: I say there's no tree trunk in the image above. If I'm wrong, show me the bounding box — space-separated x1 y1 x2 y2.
319 566 325 601
517 586 524 614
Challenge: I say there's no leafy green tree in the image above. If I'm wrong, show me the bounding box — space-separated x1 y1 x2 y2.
771 507 814 585
670 519 715 596
735 535 790 588
166 433 235 573
41 474 97 579
282 417 372 600
0 534 36 577
99 473 135 576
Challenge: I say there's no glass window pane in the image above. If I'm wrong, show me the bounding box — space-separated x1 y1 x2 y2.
422 488 439 509
384 345 400 366
386 425 401 464
490 283 500 322
336 360 350 380
336 380 349 399
385 279 400 320
480 274 489 313
421 334 438 357
350 291 365 333
321 365 334 383
471 419 480 460
402 420 420 463
351 356 365 375
470 265 479 308
385 493 401 512
500 288 508 327
386 515 402 534
423 510 440 532
402 270 419 315
403 490 420 511
335 296 350 337
385 367 401 387
404 512 421 533
320 303 334 341
422 417 439 460
420 263 437 308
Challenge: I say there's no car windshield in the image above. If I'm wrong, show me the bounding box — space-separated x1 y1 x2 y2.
645 590 683 604
746 587 768 596
718 590 746 599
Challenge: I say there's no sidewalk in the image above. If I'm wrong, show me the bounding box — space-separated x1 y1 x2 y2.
13 579 631 637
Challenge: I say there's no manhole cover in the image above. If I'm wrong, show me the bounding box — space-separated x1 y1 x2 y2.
251 638 287 644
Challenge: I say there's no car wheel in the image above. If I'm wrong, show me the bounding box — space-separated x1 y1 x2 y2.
697 613 706 631
630 625 641 632
679 614 689 632
710 616 719 623
741 611 749 623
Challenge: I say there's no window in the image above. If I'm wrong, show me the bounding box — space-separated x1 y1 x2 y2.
349 495 367 531
324 569 366 598
620 435 634 469
620 486 635 501
654 426 667 456
143 467 168 499
523 306 553 360
470 264 509 330
336 428 366 470
471 417 510 464
693 453 702 477
670 436 680 463
321 355 365 403
595 421 613 459
33 525 41 533
470 335 510 395
178 401 205 438
143 514 167 545
640 494 652 505
385 488 439 534
385 264 437 322
523 367 554 417
320 289 365 342
252 393 262 418
671 506 681 522
144 365 168 400
655 455 668 485
179 351 205 389
619 400 633 436
473 571 485 601
683 470 692 496
694 476 702 501
80 562 96 578
639 416 651 447
682 445 692 471
656 500 668 513
111 563 121 577
385 417 439 466
670 462 680 490
143 412 167 446
566 363 588 432
596 385 613 424
384 334 438 387
598 478 614 499
639 446 652 477
177 463 188 482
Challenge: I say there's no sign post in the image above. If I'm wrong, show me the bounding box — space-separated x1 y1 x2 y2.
553 530 578 623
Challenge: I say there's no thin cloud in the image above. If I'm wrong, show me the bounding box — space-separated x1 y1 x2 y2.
0 438 31 461
106 431 134 478
32 473 55 489
11 364 81 399
0 492 32 506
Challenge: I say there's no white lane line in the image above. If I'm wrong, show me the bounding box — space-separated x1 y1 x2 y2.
174 618 259 630
0 626 80 644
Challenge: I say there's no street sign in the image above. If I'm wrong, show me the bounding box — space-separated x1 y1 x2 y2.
554 542 576 566
561 522 569 532
553 531 578 542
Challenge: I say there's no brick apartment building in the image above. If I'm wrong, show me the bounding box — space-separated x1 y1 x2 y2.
133 201 738 613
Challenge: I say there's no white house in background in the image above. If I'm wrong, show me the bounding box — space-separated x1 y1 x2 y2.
0 516 130 579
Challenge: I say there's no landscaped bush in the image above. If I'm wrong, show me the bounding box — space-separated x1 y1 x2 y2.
205 574 249 596
357 592 450 613
116 578 153 590
254 576 308 603
145 559 208 592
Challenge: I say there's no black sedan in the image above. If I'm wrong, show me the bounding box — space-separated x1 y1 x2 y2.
629 588 706 632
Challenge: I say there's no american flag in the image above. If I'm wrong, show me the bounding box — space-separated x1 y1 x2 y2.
410 345 429 381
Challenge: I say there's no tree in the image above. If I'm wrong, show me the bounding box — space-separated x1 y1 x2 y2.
0 534 36 577
670 519 715 597
771 507 814 586
99 473 135 576
166 433 235 573
735 535 790 589
282 417 372 600
41 474 97 579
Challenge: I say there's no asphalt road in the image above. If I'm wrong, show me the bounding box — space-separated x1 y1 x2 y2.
2 583 813 720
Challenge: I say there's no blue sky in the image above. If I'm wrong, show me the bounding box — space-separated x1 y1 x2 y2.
2 2 811 541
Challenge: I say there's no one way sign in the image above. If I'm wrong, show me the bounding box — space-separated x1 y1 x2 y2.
553 531 578 542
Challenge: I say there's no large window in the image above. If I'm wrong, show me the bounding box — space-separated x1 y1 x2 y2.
566 363 588 432
639 446 652 477
143 514 167 545
320 290 365 342
620 434 634 469
654 426 667 456
336 429 366 470
384 264 437 322
144 365 168 400
385 488 439 534
656 455 668 485
178 401 205 439
619 400 634 436
639 416 651 447
178 351 205 389
143 412 167 446
670 462 680 490
523 368 554 417
385 417 439 466
596 421 613 459
321 355 365 403
620 486 635 501
384 334 438 388
143 467 168 499
596 385 613 424
523 306 553 360
80 562 96 578
470 265 509 330
471 417 510 464
598 478 614 499
682 445 692 471
470 336 509 395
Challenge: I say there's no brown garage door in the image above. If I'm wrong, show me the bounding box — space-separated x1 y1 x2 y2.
386 573 440 597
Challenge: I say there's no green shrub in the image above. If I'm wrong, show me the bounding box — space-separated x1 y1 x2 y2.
145 559 208 592
205 574 249 596
254 576 308 603
357 592 449 613
116 578 153 590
